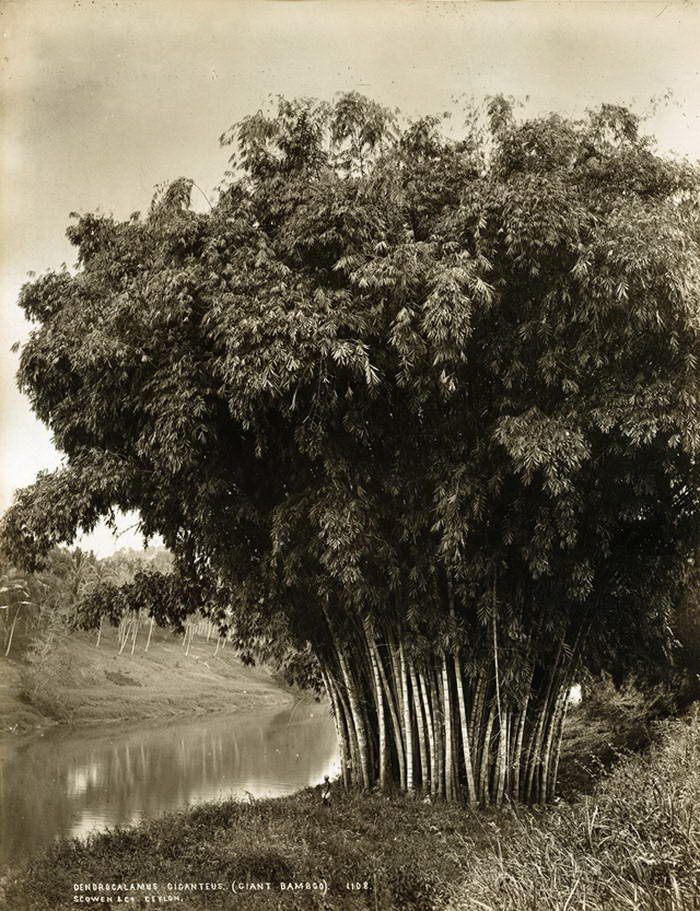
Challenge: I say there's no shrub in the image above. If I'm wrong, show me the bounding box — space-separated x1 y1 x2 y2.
558 673 680 797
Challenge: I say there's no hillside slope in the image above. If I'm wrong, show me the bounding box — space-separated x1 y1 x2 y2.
0 625 293 733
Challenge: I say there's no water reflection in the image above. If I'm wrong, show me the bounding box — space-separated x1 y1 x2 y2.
0 703 338 867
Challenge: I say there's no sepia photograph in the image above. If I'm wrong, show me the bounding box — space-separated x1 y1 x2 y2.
1 1 698 908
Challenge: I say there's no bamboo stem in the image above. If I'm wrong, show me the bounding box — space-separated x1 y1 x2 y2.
418 668 437 798
479 704 495 805
495 703 509 806
399 640 414 791
408 658 428 792
364 619 388 789
454 650 478 805
469 670 487 764
429 667 445 799
338 651 371 790
442 653 456 801
322 668 350 789
375 637 406 790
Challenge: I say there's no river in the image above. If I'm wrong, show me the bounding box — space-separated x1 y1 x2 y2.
0 703 338 868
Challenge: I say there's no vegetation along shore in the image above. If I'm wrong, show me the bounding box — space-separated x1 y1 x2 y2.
2 712 698 911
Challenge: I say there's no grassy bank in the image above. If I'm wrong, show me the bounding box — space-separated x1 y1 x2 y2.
0 626 293 734
3 713 697 911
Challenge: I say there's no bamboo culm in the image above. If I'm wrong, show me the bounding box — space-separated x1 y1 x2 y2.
317 614 577 805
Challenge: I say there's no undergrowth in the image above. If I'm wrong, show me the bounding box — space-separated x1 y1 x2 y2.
557 673 678 798
448 712 699 910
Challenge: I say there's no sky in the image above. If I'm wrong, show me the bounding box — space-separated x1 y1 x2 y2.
1 0 699 556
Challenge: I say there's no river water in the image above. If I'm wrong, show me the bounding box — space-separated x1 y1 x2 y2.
0 703 338 868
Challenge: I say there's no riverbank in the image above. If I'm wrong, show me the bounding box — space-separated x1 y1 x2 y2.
3 713 697 911
0 626 295 734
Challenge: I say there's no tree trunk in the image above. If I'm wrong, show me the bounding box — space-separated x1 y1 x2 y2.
119 617 132 655
144 617 155 652
4 604 22 657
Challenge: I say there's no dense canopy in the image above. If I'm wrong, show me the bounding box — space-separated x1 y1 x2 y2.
3 95 698 802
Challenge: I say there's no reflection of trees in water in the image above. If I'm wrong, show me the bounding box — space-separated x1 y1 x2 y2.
0 706 337 866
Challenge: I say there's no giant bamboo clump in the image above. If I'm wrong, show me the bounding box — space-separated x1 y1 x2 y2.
2 95 698 805
312 586 587 804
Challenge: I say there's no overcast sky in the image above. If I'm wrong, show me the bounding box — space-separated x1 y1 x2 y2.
1 0 699 556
